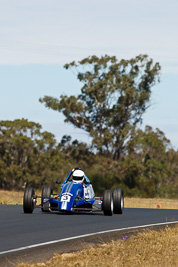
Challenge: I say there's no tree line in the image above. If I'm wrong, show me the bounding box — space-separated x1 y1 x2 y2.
0 119 177 198
0 54 177 198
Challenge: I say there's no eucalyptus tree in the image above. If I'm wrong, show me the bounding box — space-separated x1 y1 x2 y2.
0 119 57 189
40 54 161 159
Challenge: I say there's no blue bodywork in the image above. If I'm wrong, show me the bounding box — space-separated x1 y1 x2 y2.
48 171 95 212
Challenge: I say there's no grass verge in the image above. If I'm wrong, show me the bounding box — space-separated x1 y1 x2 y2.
0 190 23 205
0 190 178 209
124 197 178 209
18 225 178 267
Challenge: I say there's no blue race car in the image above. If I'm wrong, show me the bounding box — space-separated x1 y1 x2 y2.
23 167 124 216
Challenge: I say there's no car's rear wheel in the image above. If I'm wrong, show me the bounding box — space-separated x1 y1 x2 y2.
23 187 35 214
41 185 53 212
102 190 113 216
113 188 124 214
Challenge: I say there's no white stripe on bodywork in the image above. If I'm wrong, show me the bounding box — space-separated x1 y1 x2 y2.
61 182 73 210
61 200 67 210
0 221 177 255
67 182 73 193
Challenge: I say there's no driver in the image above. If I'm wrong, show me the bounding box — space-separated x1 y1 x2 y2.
72 169 85 184
69 167 95 199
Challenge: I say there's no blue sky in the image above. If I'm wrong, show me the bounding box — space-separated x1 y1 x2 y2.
0 0 178 148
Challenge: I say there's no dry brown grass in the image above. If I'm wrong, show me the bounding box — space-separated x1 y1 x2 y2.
0 190 41 205
1 190 177 266
0 190 24 205
18 226 178 267
0 190 178 209
124 197 178 210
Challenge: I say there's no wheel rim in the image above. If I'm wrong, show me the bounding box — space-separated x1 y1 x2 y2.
121 196 124 210
111 198 113 213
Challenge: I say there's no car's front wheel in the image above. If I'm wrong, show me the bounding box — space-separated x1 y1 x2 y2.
41 185 53 212
23 187 35 214
102 190 113 216
113 188 124 214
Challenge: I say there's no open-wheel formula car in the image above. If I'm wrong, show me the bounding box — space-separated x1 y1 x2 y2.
23 168 124 216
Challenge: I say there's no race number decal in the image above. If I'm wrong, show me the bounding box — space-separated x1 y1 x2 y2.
61 194 71 202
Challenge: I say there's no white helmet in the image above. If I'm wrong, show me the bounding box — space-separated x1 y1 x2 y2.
72 170 84 183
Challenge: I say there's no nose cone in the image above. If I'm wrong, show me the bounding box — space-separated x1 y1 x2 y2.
59 182 83 211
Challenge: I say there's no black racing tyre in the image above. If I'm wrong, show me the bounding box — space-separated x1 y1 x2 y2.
102 190 113 216
41 185 53 212
113 188 124 214
23 187 35 214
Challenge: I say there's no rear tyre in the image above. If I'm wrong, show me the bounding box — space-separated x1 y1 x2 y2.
102 190 113 216
113 188 124 214
41 185 53 212
23 187 35 214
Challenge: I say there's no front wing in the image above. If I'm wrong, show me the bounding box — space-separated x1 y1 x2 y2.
41 195 102 212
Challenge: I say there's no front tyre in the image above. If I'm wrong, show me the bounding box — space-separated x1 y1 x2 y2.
23 187 35 214
113 188 124 214
41 185 53 212
102 190 113 216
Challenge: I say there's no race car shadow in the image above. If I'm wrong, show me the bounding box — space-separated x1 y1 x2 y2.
39 210 103 216
58 211 103 216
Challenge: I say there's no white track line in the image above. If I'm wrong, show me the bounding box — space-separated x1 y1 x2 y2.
0 221 177 255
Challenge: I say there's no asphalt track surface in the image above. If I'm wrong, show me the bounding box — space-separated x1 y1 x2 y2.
0 205 178 254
